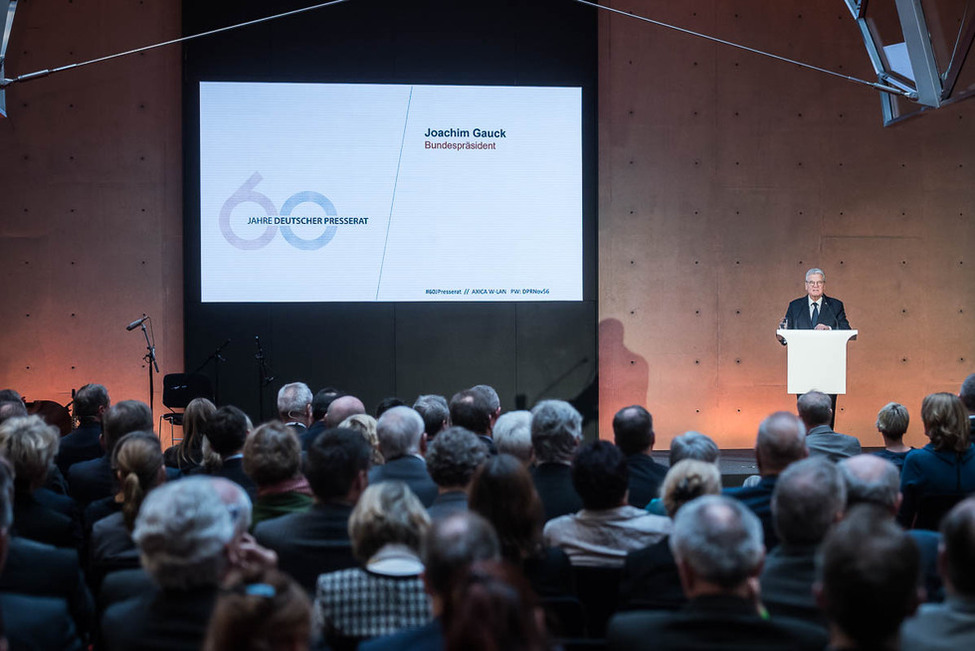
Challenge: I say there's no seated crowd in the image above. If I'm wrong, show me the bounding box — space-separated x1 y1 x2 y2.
0 374 974 650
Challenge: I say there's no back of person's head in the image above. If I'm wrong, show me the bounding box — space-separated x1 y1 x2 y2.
492 411 532 463
940 497 975 597
414 394 450 439
661 459 722 518
206 406 251 457
180 397 217 462
0 400 27 425
0 415 59 492
571 440 628 511
670 495 764 590
312 387 343 422
960 373 975 413
243 422 301 488
876 402 909 439
133 477 237 589
276 382 312 421
324 395 366 429
819 504 920 647
756 411 807 475
922 392 970 453
375 406 425 459
669 431 719 466
469 454 544 562
113 431 164 530
102 400 153 455
204 568 311 651
349 481 430 563
772 457 846 546
797 391 833 428
0 456 14 533
612 405 654 456
449 389 493 435
0 390 21 403
305 428 371 502
375 397 406 418
471 385 501 415
338 413 383 465
838 455 901 512
444 560 548 651
422 511 501 599
426 427 488 489
72 383 110 424
530 400 582 464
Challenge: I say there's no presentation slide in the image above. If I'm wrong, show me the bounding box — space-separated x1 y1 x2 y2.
199 82 582 302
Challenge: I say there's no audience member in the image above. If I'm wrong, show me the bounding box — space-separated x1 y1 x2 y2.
277 381 313 432
0 456 82 651
899 392 975 528
760 456 845 627
491 410 532 464
315 481 432 645
413 394 450 441
203 568 312 651
163 397 215 471
613 405 667 508
530 400 584 521
472 384 502 427
254 428 368 594
798 390 862 461
325 395 366 428
469 454 572 598
544 441 670 567
0 396 27 426
817 505 921 651
56 383 110 476
304 387 343 450
338 413 383 465
243 422 313 527
359 511 501 651
200 405 257 497
901 497 975 650
873 402 912 471
610 495 826 650
961 373 975 437
375 397 406 418
369 406 438 506
69 400 152 505
645 431 720 515
724 411 807 549
620 459 722 611
425 427 487 520
449 388 498 454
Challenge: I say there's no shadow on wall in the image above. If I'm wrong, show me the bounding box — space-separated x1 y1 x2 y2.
597 318 649 439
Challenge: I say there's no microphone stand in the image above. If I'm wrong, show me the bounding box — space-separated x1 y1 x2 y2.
192 339 231 405
255 336 275 422
140 321 159 418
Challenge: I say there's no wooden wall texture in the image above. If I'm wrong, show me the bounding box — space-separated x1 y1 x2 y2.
0 2 182 416
597 1 975 448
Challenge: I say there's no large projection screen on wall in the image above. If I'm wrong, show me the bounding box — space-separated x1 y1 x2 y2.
200 82 583 303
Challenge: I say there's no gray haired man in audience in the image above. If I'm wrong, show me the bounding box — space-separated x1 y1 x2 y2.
277 381 313 431
413 394 450 440
425 427 488 520
369 406 438 506
530 400 584 521
492 410 532 463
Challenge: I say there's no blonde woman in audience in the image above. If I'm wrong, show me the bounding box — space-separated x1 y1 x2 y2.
164 397 216 472
339 413 384 465
873 402 912 472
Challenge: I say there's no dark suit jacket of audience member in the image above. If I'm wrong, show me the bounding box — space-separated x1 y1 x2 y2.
759 543 826 628
804 425 862 463
368 456 439 507
426 490 468 521
522 546 574 599
101 585 218 651
625 454 668 508
13 488 82 549
301 420 327 451
358 618 443 651
0 536 94 639
619 536 685 611
909 529 945 603
56 423 103 477
478 434 498 455
531 463 583 522
723 475 779 550
68 455 115 506
608 594 828 651
0 591 82 651
207 456 258 498
253 502 359 594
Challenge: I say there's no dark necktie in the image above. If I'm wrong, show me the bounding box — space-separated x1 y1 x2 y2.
811 302 820 326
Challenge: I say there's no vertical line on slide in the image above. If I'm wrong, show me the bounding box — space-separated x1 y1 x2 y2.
375 86 414 300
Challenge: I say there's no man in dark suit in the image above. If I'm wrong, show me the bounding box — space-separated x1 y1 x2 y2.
798 390 861 462
608 495 827 650
254 427 370 593
613 405 667 508
450 387 499 455
530 400 584 521
301 387 343 450
56 383 110 477
197 405 257 497
413 394 450 441
425 427 487 520
724 411 808 550
369 406 438 506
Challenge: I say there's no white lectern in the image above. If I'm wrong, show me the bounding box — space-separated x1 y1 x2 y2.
777 329 858 394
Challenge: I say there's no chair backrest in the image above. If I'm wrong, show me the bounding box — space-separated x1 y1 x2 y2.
571 565 623 638
541 595 588 638
913 493 968 531
162 373 213 409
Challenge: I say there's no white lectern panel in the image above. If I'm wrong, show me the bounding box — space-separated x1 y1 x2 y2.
777 329 858 395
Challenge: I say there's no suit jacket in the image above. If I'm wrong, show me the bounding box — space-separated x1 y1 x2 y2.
724 475 779 549
608 594 828 651
12 489 81 549
101 586 217 651
759 543 826 627
478 434 498 455
625 454 668 508
532 462 583 522
67 455 115 505
782 295 851 331
426 490 468 520
359 618 443 651
619 536 685 611
302 420 327 451
56 423 103 477
253 502 358 594
804 424 862 462
0 591 82 651
208 456 258 498
368 456 438 507
901 595 975 651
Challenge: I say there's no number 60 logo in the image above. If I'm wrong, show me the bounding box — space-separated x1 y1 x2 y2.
219 172 339 251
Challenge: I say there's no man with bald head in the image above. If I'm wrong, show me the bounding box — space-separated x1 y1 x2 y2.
368 406 438 506
325 395 366 429
724 411 808 549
